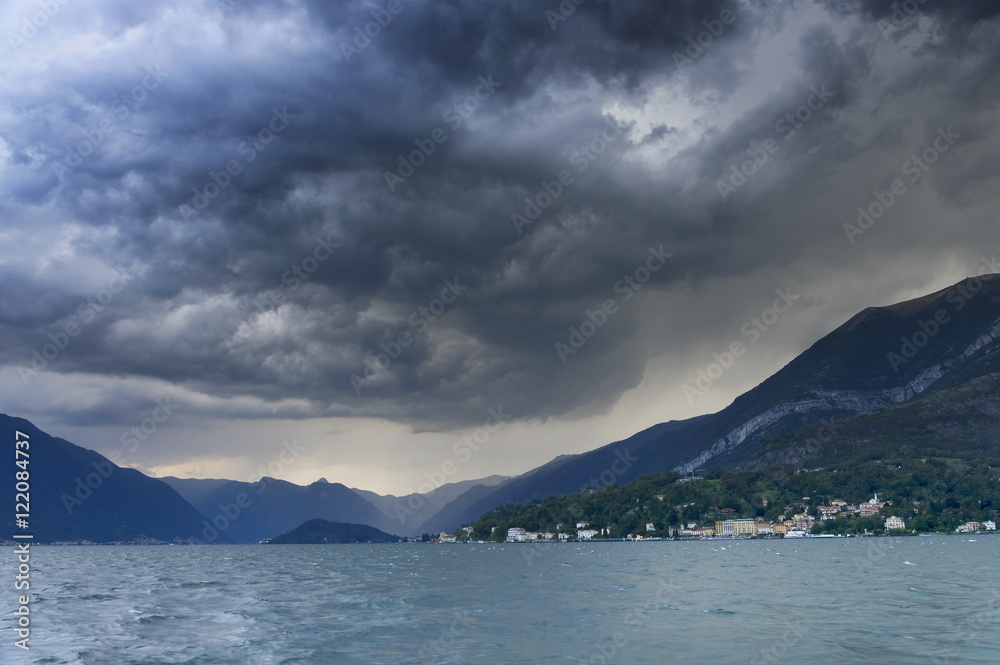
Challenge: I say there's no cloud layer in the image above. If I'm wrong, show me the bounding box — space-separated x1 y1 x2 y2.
1 0 998 486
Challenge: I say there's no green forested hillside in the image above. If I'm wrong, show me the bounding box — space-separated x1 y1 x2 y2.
471 456 998 539
469 374 1000 539
744 373 1000 469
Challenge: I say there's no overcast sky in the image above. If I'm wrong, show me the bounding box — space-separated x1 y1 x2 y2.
1 0 998 494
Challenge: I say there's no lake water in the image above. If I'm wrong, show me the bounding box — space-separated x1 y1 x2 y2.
1 537 997 664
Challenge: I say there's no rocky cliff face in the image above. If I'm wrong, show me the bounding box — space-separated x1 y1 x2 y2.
740 372 1000 470
675 314 1000 472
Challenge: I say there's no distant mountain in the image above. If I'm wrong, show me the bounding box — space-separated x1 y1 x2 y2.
420 274 1000 532
161 476 388 544
0 414 212 543
7 275 996 544
350 474 509 536
267 518 400 544
413 420 711 534
163 474 510 539
410 454 602 536
411 478 519 536
159 476 231 506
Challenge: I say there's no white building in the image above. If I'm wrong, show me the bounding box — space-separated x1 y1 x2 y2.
646 523 656 532
885 516 905 530
983 521 996 531
506 527 527 542
576 522 589 529
578 529 599 540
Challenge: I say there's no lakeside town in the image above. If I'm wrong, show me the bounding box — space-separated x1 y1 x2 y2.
431 493 997 543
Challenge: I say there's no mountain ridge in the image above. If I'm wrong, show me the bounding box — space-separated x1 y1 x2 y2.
4 274 997 543
162 473 511 539
0 414 213 543
413 273 1000 532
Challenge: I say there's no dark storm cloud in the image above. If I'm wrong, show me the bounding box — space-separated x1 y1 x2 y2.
1 0 998 431
821 0 1000 33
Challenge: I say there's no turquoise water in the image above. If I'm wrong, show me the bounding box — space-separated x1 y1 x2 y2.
1 537 997 664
